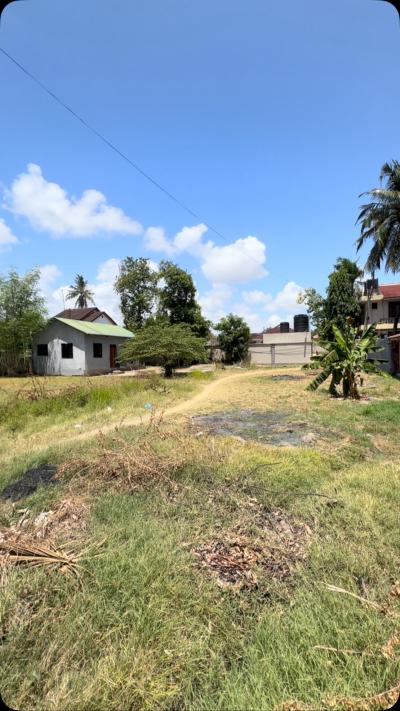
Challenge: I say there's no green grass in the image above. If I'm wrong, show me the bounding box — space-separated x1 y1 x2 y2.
1 370 400 710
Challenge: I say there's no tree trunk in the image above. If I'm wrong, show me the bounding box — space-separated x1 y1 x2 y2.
164 363 173 378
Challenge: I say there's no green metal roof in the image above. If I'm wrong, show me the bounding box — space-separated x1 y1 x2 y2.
55 317 133 338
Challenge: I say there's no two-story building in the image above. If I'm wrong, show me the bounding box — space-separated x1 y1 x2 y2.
360 280 400 335
360 280 400 373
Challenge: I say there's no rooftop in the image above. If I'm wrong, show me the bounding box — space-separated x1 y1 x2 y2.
379 284 400 299
55 307 117 324
54 317 133 338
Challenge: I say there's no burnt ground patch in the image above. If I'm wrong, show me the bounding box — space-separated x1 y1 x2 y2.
0 466 58 502
271 374 307 382
191 410 319 447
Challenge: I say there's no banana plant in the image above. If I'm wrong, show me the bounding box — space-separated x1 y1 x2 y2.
305 323 384 399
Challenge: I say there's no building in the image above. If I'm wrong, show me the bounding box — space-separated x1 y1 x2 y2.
360 281 400 336
360 280 400 373
32 312 133 376
249 316 313 366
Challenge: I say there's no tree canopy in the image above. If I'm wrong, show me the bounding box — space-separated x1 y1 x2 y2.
120 322 208 377
0 268 47 375
214 314 250 364
66 274 95 309
357 161 400 273
115 258 158 329
157 261 211 337
298 257 362 339
114 258 210 337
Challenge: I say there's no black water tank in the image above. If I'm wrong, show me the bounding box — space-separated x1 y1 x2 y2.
294 314 309 332
280 322 290 333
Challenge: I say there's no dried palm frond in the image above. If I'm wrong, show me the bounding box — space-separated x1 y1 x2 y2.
0 537 83 579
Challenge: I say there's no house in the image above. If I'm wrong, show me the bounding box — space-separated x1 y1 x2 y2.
359 280 400 335
32 311 133 376
359 280 400 373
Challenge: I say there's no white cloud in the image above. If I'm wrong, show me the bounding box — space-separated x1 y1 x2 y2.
198 284 233 324
243 281 304 316
144 221 267 286
0 217 19 251
145 226 176 256
4 164 143 238
270 281 304 312
231 302 265 332
96 257 121 283
39 264 62 292
201 236 267 284
174 223 209 255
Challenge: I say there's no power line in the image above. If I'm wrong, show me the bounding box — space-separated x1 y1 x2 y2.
0 45 228 241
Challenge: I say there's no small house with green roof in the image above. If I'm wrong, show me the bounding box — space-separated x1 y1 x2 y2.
32 309 133 375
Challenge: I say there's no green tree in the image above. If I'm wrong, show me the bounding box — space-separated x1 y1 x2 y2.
298 258 362 339
157 261 211 337
115 258 158 329
120 322 208 377
0 268 47 375
66 274 95 309
306 323 382 399
357 161 400 273
214 314 250 364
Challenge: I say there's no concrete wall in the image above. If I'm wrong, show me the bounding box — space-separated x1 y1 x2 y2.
363 297 387 325
368 336 392 373
84 336 130 374
250 332 314 366
32 321 86 376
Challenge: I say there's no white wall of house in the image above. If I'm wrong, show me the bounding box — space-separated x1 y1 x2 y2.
32 321 86 376
84 335 128 374
92 314 115 324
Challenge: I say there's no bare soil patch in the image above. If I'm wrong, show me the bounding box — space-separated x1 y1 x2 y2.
192 410 318 447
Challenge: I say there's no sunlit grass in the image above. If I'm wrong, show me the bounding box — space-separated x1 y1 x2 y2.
1 367 400 710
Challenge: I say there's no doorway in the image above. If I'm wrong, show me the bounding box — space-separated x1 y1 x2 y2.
110 344 117 369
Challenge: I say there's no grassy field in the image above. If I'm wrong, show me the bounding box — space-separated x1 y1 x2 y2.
1 367 400 710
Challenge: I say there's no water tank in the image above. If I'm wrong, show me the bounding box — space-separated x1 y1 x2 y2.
279 322 290 333
294 314 309 332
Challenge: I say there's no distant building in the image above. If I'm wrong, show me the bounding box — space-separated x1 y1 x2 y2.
359 280 400 373
32 311 133 376
359 281 400 335
249 330 314 366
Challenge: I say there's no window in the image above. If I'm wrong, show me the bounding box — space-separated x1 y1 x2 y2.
93 343 103 358
389 301 400 318
37 344 48 357
61 343 73 359
372 302 378 310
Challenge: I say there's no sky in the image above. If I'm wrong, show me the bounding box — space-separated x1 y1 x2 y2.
0 0 400 330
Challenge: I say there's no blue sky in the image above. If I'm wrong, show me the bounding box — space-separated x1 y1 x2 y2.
0 0 399 329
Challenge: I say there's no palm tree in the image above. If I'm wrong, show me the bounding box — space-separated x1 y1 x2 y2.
305 323 383 400
66 275 95 309
356 161 400 273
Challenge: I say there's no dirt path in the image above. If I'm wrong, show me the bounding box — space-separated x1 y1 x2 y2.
4 367 298 462
69 367 275 444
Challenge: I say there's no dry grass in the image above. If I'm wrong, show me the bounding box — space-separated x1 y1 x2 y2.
58 412 227 495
